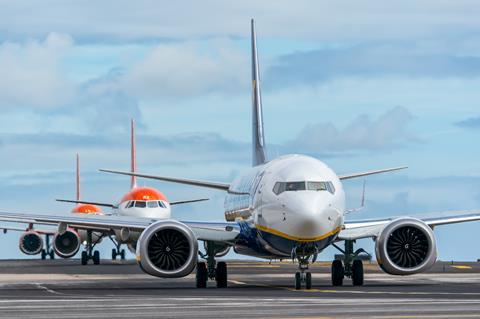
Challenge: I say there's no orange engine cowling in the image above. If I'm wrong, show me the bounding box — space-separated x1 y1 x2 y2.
19 231 44 255
53 229 81 258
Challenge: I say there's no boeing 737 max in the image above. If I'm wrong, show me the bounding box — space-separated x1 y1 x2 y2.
0 20 480 289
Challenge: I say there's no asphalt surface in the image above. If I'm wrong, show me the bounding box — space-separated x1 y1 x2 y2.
0 259 480 318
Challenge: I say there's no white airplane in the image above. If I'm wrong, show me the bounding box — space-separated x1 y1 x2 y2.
0 19 480 290
55 119 208 263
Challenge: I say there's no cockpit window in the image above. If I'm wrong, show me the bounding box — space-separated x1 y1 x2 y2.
135 201 146 208
307 182 327 191
126 201 134 208
273 181 335 195
158 201 166 208
286 182 306 191
147 201 158 208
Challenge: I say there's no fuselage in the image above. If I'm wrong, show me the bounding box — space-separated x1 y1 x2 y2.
115 187 171 219
225 154 345 258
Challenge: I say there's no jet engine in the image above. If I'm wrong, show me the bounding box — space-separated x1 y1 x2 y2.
375 218 437 275
53 229 81 258
136 220 198 278
19 231 43 255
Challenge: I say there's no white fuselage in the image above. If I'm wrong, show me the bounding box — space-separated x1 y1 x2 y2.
225 154 345 256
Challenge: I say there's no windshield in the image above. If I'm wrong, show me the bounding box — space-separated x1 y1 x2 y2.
273 181 335 195
135 201 146 208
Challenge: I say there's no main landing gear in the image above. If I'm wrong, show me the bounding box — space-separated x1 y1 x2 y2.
292 244 318 290
40 234 55 260
109 236 126 260
196 241 228 288
81 230 101 265
331 240 370 286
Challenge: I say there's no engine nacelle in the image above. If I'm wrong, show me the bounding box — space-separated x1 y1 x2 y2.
19 231 43 255
136 220 198 278
375 218 437 275
53 229 81 258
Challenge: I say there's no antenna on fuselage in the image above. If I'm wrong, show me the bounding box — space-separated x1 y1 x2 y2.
251 18 267 167
130 118 137 189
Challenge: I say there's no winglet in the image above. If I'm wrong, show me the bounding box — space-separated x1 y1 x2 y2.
251 19 267 167
131 119 137 189
76 153 80 201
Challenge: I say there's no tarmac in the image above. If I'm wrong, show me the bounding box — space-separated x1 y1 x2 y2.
0 259 480 318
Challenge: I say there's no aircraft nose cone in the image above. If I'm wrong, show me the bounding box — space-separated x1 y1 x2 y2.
284 193 341 240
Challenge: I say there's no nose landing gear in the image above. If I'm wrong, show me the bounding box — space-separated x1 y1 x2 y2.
292 244 318 290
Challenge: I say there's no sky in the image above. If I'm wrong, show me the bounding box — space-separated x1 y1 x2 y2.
0 1 480 261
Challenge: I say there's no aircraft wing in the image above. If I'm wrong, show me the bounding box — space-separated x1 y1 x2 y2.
0 211 239 243
338 210 480 241
338 166 408 180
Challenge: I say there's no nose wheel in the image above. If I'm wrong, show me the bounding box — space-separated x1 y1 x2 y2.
81 230 101 265
292 244 318 290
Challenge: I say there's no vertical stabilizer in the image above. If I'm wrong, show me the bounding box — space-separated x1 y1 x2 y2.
130 119 137 189
251 19 267 167
76 153 80 201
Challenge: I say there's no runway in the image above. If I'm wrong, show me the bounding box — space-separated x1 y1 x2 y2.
1 259 480 318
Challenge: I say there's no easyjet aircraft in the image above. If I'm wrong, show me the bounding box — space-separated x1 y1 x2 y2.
56 119 208 261
1 20 480 290
0 154 103 262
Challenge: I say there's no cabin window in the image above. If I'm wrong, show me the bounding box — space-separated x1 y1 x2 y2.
147 201 158 208
135 201 146 208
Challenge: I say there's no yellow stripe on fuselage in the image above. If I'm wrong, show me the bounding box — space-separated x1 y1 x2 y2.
255 224 341 242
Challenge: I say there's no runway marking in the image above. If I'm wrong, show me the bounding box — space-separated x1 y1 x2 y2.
373 315 480 319
228 280 248 285
229 265 280 268
34 284 65 296
451 265 473 269
287 287 480 296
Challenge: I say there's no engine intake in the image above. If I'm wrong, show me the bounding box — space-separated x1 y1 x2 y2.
136 220 198 278
375 218 437 275
19 231 43 255
53 229 80 258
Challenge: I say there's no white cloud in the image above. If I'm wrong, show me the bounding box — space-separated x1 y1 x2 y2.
2 1 480 42
124 41 248 98
285 106 417 154
0 33 74 108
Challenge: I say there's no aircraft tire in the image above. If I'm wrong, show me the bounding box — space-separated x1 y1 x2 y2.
352 260 364 286
196 262 207 288
81 251 88 265
305 272 312 289
216 261 228 288
93 250 100 265
294 272 302 290
331 260 344 286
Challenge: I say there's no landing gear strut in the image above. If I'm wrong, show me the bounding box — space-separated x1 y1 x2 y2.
331 240 370 286
292 244 318 290
81 230 101 265
109 236 126 260
196 241 228 288
40 234 55 260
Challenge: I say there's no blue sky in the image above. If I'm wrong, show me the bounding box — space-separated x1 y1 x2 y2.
0 1 480 261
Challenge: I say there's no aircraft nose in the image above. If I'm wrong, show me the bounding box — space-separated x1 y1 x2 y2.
283 193 341 240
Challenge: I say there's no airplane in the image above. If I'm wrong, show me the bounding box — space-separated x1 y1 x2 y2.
0 154 103 262
55 119 209 262
0 19 479 290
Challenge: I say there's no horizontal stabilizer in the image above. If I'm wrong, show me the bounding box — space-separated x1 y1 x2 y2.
338 166 407 180
170 198 209 206
56 199 117 208
99 169 231 191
